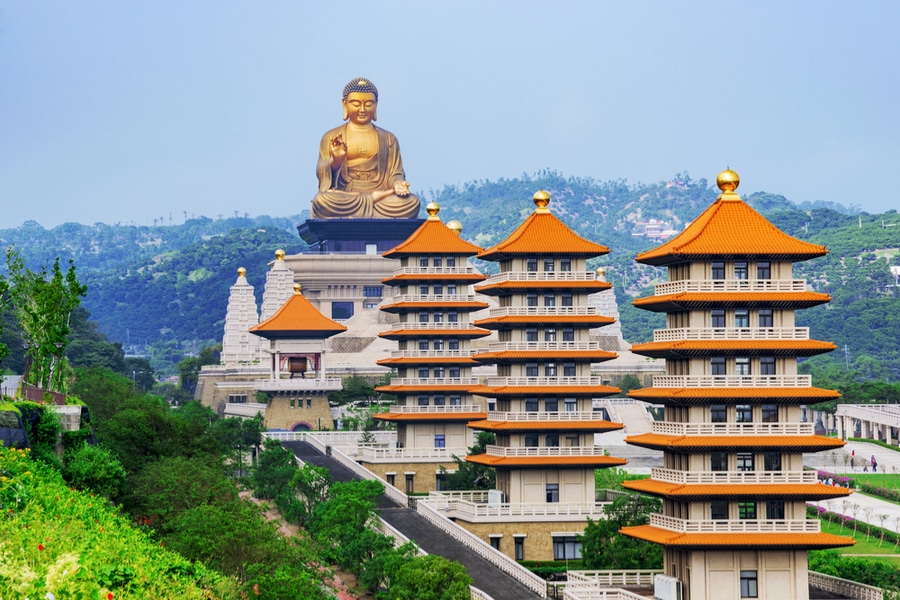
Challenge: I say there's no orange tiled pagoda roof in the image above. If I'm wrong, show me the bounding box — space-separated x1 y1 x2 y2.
380 300 490 313
378 327 491 340
476 280 611 295
383 210 483 257
625 433 845 453
470 384 621 397
472 349 618 362
631 339 837 358
627 386 841 405
478 196 609 260
250 288 347 339
620 525 854 550
376 356 480 367
636 190 828 267
466 454 627 469
474 315 615 328
467 419 624 433
382 272 487 285
374 411 486 423
633 291 831 312
622 479 851 501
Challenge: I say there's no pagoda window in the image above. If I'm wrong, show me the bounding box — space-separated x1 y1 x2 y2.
563 363 576 377
543 258 555 272
544 398 558 412
433 312 444 322
737 453 755 472
527 258 538 272
433 257 442 267
448 367 460 378
734 261 749 280
524 432 539 447
736 357 751 376
712 261 726 280
711 309 726 329
434 395 446 406
433 367 445 378
734 310 750 329
561 294 573 307
710 452 728 471
433 284 443 295
711 357 726 376
740 570 759 598
564 398 578 412
758 309 773 328
448 338 460 350
553 536 581 560
562 328 574 341
545 363 558 377
545 329 557 342
418 367 429 378
565 435 579 447
546 483 560 503
526 329 538 342
418 395 429 406
448 311 459 323
514 537 525 561
433 339 444 351
419 257 429 267
526 363 539 377
544 295 556 307
761 404 778 423
449 395 461 406
447 257 456 267
527 294 538 307
710 405 727 423
757 261 771 280
419 284 429 295
560 258 571 272
738 501 757 519
545 433 559 447
363 286 383 297
448 284 457 295
419 312 429 323
710 500 729 521
418 339 429 351
764 452 782 471
736 404 753 423
760 357 776 376
434 434 446 448
767 500 785 519
525 398 539 412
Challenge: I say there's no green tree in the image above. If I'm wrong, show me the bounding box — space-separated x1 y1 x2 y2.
279 463 332 527
440 431 496 490
253 438 299 500
387 554 473 600
308 478 385 568
617 373 643 394
580 493 663 570
63 443 127 499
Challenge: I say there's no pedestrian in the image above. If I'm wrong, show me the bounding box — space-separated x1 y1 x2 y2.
871 455 877 472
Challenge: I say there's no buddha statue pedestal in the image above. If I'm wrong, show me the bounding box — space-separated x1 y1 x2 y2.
297 218 424 254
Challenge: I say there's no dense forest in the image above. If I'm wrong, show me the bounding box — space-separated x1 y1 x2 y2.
2 171 898 380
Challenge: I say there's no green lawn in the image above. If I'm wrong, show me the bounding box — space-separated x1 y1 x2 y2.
851 473 900 488
819 516 900 561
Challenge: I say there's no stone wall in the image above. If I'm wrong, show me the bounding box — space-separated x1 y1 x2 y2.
359 460 457 494
455 519 590 562
264 395 334 431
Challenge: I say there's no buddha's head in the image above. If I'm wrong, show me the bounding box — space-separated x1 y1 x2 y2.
342 77 378 124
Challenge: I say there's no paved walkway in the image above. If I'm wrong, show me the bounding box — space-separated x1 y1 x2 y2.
282 441 542 600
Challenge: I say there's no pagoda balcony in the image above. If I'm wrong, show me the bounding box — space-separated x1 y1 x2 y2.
486 307 598 317
355 446 465 461
651 374 812 388
423 494 607 521
488 341 601 352
387 294 482 304
254 378 343 392
649 421 814 436
649 513 820 534
485 445 606 457
486 410 599 421
389 349 478 359
392 266 482 276
484 376 597 386
649 467 818 485
653 327 810 341
483 271 597 285
388 404 483 414
390 377 481 386
654 279 808 295
387 322 486 332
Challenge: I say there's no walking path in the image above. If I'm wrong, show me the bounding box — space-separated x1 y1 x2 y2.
282 441 542 600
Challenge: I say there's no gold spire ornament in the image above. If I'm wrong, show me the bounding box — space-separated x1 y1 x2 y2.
447 220 463 236
426 202 441 219
716 169 741 201
533 190 551 212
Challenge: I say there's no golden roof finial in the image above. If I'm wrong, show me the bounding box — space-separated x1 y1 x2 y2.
716 169 741 201
275 249 286 260
426 202 440 220
533 190 551 213
293 283 302 294
447 219 463 236
237 267 247 277
597 267 607 281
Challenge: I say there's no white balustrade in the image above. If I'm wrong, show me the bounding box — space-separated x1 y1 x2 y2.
651 374 812 388
253 377 343 391
386 294 482 304
807 572 883 600
649 513 820 533
488 341 602 352
836 403 900 429
391 405 483 413
654 279 809 295
428 496 608 519
484 376 599 387
482 271 597 284
567 571 661 586
388 322 488 332
392 266 482 276
650 421 813 436
486 410 600 421
562 586 652 600
486 307 598 318
649 468 818 484
390 377 481 386
355 447 464 461
389 349 478 358
485 445 606 457
652 327 810 341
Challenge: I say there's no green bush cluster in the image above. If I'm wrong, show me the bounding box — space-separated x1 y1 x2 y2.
809 551 900 597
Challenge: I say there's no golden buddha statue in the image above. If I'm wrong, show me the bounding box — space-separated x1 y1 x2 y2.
310 78 421 219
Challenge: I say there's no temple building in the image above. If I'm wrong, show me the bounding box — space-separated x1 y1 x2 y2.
443 191 627 561
367 203 491 493
620 170 853 600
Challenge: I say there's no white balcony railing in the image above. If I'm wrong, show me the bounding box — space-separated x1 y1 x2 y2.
355 447 464 461
654 279 809 295
387 294 482 304
487 341 601 352
650 421 814 436
649 468 819 485
388 349 478 359
392 266 482 276
836 404 900 429
253 378 343 392
388 322 487 332
389 377 480 386
486 410 600 421
652 327 811 342
389 405 483 414
484 376 598 387
485 445 605 457
650 513 820 533
486 307 598 318
482 271 597 285
651 374 812 388
429 497 609 519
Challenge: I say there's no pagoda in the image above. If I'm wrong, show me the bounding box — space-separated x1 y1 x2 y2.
369 202 491 493
455 191 627 561
620 170 853 600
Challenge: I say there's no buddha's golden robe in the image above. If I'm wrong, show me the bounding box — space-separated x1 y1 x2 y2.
311 124 421 219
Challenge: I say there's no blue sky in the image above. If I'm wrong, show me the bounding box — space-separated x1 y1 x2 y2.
1 1 898 229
